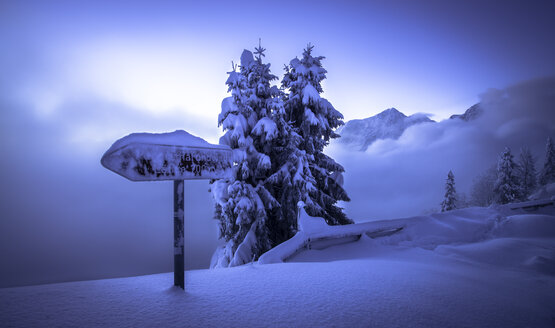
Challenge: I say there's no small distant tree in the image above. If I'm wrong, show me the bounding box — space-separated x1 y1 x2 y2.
538 136 555 186
516 147 537 200
441 170 457 212
493 147 521 204
470 165 497 207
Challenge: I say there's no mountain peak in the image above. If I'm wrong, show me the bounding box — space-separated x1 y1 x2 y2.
337 108 434 151
449 103 483 121
377 108 406 118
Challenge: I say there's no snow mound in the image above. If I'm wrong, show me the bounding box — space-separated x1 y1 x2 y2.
297 206 328 233
261 203 555 269
493 214 555 238
435 237 555 274
524 255 555 276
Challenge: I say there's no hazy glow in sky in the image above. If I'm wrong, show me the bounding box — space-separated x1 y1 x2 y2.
3 0 555 147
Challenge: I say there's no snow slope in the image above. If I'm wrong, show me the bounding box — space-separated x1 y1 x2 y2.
1 205 554 328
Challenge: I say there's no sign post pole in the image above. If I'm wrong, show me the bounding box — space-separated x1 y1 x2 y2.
173 180 185 289
101 130 232 291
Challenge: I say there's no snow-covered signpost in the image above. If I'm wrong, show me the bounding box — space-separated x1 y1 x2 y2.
101 130 232 290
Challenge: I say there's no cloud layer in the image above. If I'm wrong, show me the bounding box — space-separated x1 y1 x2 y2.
330 77 555 221
0 98 221 287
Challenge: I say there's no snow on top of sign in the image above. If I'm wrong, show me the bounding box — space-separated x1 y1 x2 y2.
104 130 229 155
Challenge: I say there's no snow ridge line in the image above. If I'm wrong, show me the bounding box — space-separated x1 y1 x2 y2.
509 198 554 211
258 223 404 264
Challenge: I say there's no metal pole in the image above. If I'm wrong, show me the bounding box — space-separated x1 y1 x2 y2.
173 180 185 289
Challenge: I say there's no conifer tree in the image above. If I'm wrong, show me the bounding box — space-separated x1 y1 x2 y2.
211 43 282 267
281 44 352 226
264 99 313 245
516 147 537 200
493 147 521 204
441 170 457 212
538 136 555 186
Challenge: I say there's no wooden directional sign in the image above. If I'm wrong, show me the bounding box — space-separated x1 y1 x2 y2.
101 130 232 181
101 130 232 290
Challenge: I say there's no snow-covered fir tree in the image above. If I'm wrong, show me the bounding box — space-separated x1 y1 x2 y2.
211 44 283 267
493 147 521 204
441 170 457 212
281 44 352 226
538 136 555 186
263 96 314 245
516 147 537 200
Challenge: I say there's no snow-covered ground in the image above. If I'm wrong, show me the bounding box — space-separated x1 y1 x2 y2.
1 204 554 327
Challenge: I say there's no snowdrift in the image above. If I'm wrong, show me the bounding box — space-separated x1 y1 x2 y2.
1 203 554 327
261 201 555 266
